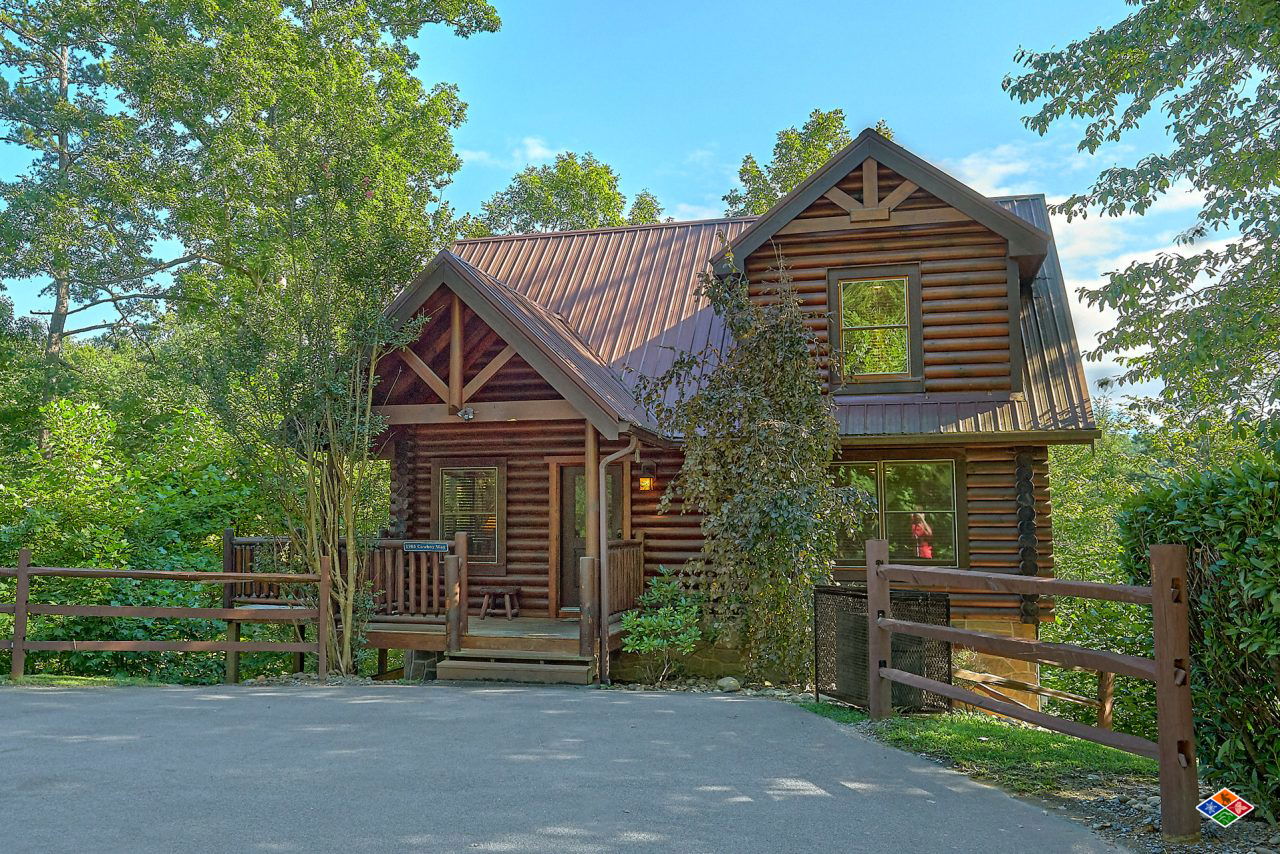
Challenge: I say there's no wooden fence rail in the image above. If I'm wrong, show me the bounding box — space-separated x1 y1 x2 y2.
864 540 1199 843
2 548 331 680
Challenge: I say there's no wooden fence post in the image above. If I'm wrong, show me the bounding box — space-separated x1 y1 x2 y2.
444 555 460 653
10 548 30 680
1150 544 1198 843
317 556 331 680
865 539 892 720
1096 671 1115 731
222 529 239 684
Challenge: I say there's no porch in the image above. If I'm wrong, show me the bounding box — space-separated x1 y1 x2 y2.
225 533 645 682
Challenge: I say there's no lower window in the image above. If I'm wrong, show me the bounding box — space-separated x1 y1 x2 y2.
832 459 958 565
438 465 501 563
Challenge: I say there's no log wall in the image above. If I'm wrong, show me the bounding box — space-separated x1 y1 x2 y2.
745 161 1016 393
392 426 705 617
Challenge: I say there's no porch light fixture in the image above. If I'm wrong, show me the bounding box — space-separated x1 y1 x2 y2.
638 460 657 492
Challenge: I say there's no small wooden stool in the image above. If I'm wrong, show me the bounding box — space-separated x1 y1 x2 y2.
476 585 520 620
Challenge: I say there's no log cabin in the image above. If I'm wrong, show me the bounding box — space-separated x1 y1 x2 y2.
357 129 1097 687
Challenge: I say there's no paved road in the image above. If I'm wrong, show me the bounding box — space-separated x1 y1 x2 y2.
0 684 1115 853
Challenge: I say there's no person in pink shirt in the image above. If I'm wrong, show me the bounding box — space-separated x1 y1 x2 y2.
910 512 933 559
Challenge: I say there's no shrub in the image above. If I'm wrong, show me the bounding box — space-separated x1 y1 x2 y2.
1118 453 1280 821
621 568 703 683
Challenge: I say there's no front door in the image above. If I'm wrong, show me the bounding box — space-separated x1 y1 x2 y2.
558 465 622 610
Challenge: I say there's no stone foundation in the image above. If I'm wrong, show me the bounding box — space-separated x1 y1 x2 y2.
950 617 1040 711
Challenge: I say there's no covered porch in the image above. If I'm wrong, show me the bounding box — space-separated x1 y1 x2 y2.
227 532 646 683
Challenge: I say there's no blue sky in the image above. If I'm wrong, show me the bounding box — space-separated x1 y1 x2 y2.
7 0 1207 398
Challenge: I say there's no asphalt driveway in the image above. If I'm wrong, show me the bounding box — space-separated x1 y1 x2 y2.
0 684 1115 853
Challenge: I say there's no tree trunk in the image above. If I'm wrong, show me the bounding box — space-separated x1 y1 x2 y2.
39 46 73 448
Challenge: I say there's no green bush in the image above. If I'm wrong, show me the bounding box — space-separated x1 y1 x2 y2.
1118 453 1280 821
621 567 703 682
0 400 270 683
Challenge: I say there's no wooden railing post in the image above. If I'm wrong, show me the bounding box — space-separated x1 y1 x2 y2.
10 548 30 679
1096 671 1114 730
1150 544 1198 843
222 529 238 684
444 555 461 653
454 532 469 635
316 556 331 680
579 555 599 672
865 539 892 719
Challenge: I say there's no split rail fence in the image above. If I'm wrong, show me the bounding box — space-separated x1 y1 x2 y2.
862 539 1199 842
2 548 331 680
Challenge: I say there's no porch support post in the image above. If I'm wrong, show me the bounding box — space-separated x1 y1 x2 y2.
444 555 461 653
584 425 600 562
579 556 599 677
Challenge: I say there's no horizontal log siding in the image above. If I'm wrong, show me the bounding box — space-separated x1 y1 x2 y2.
745 163 1014 393
961 445 1053 619
398 419 588 616
621 445 703 579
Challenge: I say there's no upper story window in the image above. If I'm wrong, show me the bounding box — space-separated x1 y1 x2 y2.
840 277 910 376
828 264 923 392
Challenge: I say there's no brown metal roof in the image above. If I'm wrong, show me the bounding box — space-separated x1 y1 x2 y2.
446 198 1095 442
453 217 755 387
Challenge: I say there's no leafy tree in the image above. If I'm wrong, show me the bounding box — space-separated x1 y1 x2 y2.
466 151 665 235
1004 0 1280 423
111 0 496 673
0 357 268 682
636 258 873 681
0 1 178 405
0 295 42 449
626 189 666 225
723 110 892 216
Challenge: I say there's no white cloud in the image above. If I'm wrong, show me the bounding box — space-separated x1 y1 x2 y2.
949 143 1038 196
458 136 563 170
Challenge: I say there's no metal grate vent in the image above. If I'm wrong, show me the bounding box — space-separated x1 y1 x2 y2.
814 584 952 712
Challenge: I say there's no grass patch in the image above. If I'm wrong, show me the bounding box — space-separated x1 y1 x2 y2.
799 701 866 725
0 674 166 688
802 702 1156 794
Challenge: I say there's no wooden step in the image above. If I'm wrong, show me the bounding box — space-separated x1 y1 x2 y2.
435 657 593 685
445 649 591 664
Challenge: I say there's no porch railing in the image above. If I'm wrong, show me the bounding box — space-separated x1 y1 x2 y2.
225 532 467 620
606 536 645 616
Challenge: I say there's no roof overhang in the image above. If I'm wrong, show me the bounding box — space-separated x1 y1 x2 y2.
712 128 1051 280
385 251 629 439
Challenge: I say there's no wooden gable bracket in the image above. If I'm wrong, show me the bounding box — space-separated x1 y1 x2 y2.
398 292 522 412
462 345 516 403
821 157 920 224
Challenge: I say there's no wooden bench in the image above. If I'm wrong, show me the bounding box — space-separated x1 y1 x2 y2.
475 585 520 620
